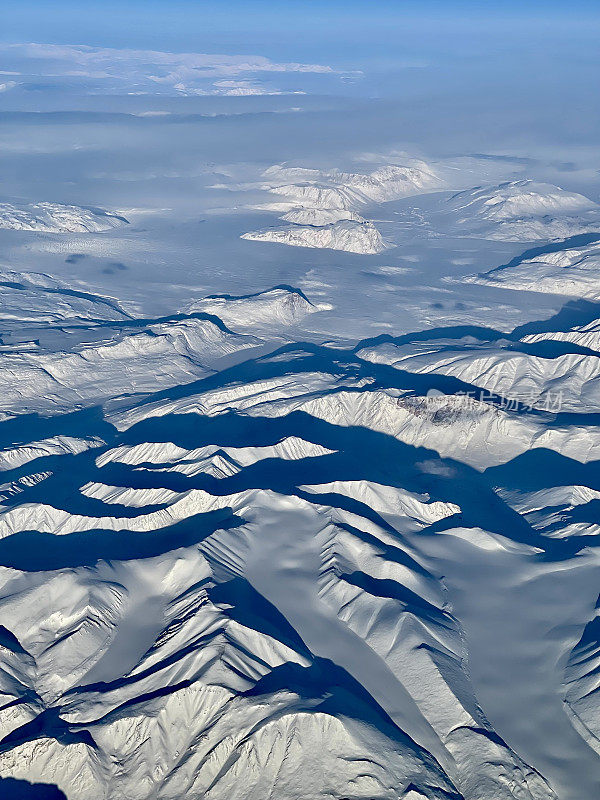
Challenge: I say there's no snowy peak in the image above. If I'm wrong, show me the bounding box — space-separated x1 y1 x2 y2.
281 208 365 225
242 219 389 254
444 180 600 241
451 180 596 221
186 286 317 330
0 284 317 415
468 239 600 298
0 202 129 233
242 160 441 253
262 161 442 209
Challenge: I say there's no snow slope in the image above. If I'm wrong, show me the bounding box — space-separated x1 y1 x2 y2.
0 284 318 415
442 180 600 241
241 161 441 253
259 162 443 211
2 277 600 798
242 219 388 254
468 240 600 298
0 202 129 233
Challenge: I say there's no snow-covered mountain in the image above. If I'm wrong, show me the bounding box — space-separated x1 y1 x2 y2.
280 208 365 225
259 162 443 211
2 262 600 798
442 180 600 241
242 219 388 253
240 161 442 253
0 283 318 416
467 239 600 298
0 268 131 329
3 12 600 798
0 202 129 233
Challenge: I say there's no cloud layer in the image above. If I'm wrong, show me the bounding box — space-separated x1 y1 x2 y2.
0 42 339 96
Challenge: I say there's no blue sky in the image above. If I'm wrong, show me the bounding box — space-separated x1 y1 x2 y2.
2 1 599 63
1 0 598 163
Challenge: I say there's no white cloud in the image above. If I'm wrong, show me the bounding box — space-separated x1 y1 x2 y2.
0 43 339 96
173 79 304 97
